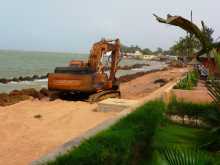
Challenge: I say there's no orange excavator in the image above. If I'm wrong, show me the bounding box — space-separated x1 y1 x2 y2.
48 39 121 102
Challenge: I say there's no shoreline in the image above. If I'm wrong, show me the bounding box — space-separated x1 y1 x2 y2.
0 63 151 85
0 67 167 107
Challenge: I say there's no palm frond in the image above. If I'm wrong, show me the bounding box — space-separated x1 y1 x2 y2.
158 146 213 165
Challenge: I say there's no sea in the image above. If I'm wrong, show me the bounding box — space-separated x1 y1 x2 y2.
0 50 167 93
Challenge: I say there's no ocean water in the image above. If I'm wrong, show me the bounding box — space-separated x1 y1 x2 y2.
0 50 167 93
0 50 88 78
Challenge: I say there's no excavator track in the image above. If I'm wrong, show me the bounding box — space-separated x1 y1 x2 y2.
88 90 121 103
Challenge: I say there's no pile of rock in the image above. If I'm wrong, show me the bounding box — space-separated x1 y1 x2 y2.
118 63 150 70
0 74 48 84
103 63 150 71
0 63 151 84
118 68 165 83
0 88 53 106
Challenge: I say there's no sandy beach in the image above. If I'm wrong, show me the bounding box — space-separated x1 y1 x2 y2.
0 67 187 165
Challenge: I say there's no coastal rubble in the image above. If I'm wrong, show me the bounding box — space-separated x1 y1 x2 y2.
0 68 168 107
0 63 150 84
0 88 49 106
0 74 49 84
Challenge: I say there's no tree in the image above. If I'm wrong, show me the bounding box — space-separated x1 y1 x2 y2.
154 14 220 60
142 48 152 54
154 47 163 54
121 44 142 53
202 22 214 43
121 44 153 54
169 35 201 57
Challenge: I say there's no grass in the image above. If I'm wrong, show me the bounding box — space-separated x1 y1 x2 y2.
44 100 220 165
174 70 199 90
167 97 218 121
153 122 204 148
152 122 219 164
162 99 220 164
46 101 165 165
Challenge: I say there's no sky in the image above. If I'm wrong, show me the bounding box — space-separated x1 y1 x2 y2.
0 0 219 53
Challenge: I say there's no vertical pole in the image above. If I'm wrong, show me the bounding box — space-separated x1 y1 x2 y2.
190 10 193 58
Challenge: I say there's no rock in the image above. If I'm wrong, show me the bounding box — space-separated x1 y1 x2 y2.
34 114 42 119
21 88 40 98
12 77 19 82
0 78 10 84
24 76 33 81
40 75 47 79
0 92 29 107
154 78 168 87
39 88 50 97
9 90 23 96
19 76 25 81
33 75 39 79
119 72 145 83
0 93 10 106
154 78 167 84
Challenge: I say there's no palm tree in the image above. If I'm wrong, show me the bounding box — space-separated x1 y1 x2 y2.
158 146 213 165
153 14 219 60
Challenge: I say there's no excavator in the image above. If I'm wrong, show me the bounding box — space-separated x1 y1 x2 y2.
48 38 121 102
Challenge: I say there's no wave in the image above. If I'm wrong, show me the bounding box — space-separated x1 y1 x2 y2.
35 79 48 82
8 79 48 85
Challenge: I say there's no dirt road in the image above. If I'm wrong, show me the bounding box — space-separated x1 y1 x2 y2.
0 67 187 165
120 67 187 99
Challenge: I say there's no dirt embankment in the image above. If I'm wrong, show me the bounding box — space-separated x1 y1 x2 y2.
0 88 50 106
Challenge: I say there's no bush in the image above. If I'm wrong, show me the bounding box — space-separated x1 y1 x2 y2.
167 97 217 122
167 99 220 153
158 145 214 165
174 70 199 90
46 101 165 165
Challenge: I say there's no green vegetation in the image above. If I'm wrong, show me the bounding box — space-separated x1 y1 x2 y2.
174 70 199 90
154 14 219 59
121 44 166 55
152 122 217 164
169 25 214 57
44 100 220 165
213 49 220 68
158 146 213 165
170 35 201 57
167 98 218 123
165 99 220 163
46 101 165 165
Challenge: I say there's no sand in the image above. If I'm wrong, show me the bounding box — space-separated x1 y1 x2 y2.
173 80 213 103
0 100 117 165
0 67 187 165
120 67 187 99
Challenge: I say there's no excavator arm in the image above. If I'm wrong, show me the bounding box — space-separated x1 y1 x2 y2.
88 39 121 82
